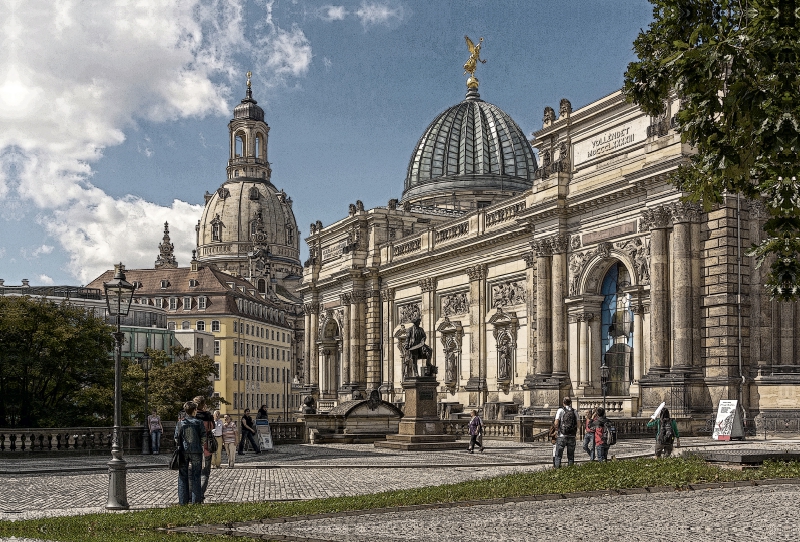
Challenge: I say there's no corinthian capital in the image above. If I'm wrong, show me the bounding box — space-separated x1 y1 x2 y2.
671 202 702 224
640 206 672 230
340 292 352 305
531 239 553 257
550 234 570 254
418 277 436 293
466 264 488 281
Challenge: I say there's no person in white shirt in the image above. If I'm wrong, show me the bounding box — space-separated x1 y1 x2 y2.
553 397 578 468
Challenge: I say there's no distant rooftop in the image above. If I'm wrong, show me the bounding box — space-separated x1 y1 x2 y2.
0 281 103 301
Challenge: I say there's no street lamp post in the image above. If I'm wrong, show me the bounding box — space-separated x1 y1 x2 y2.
103 263 136 510
140 354 151 455
600 362 610 412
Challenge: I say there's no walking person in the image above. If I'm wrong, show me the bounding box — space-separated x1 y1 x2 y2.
647 408 680 458
238 408 260 455
211 410 224 468
592 407 611 462
174 401 207 505
147 409 163 455
222 414 238 468
466 409 484 454
553 397 578 468
582 408 596 461
193 396 214 502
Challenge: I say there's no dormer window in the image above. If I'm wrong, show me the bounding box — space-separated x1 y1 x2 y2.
189 279 199 287
160 280 169 289
183 296 192 310
198 296 207 310
249 187 260 200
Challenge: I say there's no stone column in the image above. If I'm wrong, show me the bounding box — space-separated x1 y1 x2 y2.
632 304 645 383
671 203 696 369
551 234 569 376
340 293 351 388
579 314 590 386
642 206 672 372
365 283 382 390
523 252 537 384
349 291 360 386
308 300 320 388
691 212 703 368
303 302 312 386
588 313 602 388
532 239 553 375
382 288 395 398
418 277 436 368
466 264 487 401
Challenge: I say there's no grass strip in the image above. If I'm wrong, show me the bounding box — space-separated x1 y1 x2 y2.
3 456 800 542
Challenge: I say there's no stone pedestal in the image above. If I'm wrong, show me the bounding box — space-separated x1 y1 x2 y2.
375 376 461 451
523 374 570 414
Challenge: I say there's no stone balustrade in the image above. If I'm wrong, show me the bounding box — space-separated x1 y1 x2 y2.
0 421 308 454
441 418 544 442
485 201 526 228
434 221 469 244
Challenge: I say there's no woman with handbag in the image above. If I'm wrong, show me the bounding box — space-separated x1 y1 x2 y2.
222 414 238 468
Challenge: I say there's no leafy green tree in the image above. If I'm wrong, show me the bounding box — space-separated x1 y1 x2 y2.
623 0 800 299
0 296 115 427
145 348 226 421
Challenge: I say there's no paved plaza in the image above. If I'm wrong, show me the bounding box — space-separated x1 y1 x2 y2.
1 438 799 541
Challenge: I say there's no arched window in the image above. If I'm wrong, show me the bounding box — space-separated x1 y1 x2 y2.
249 186 260 200
211 222 221 241
235 133 245 157
286 227 294 246
255 133 263 158
600 262 633 396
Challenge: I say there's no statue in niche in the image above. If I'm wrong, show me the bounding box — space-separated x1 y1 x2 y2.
497 332 512 381
443 335 458 386
404 317 434 378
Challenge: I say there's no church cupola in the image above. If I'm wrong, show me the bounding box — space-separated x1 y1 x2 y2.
227 72 272 182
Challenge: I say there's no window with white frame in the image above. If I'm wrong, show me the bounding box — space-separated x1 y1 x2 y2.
213 363 220 380
183 297 191 310
212 320 220 332
214 340 220 355
196 321 205 331
169 297 177 310
198 296 207 310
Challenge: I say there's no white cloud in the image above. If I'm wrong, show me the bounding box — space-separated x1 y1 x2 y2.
323 57 333 71
20 244 54 260
0 0 313 283
0 247 6 259
38 274 54 285
321 5 348 21
355 2 404 27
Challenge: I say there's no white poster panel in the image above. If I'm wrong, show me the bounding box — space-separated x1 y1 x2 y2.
256 419 274 450
712 399 744 440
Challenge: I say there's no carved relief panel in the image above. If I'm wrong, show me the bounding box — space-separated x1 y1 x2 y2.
397 301 421 324
490 279 526 308
440 291 468 317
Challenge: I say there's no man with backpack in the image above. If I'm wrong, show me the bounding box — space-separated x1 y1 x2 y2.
553 397 578 468
647 408 680 458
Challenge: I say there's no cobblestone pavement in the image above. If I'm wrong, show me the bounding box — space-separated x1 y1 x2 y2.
0 438 798 525
225 483 800 542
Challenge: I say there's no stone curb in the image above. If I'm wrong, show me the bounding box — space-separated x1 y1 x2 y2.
169 476 800 538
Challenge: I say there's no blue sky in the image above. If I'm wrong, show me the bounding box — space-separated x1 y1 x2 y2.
0 0 653 286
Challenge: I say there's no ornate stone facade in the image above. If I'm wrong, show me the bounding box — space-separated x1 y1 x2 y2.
299 82 798 424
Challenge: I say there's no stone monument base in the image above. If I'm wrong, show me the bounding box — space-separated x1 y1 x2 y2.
374 376 462 451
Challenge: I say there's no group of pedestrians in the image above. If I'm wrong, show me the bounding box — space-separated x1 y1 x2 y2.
552 397 681 468
171 398 269 505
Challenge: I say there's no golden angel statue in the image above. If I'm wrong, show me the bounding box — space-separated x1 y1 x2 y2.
463 36 486 77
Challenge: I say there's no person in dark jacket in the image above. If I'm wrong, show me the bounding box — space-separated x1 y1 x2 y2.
646 408 681 458
174 401 207 505
193 396 214 502
238 409 260 454
591 407 610 462
256 404 269 420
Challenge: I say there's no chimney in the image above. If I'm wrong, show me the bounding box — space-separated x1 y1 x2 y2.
21 279 30 287
0 279 4 287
